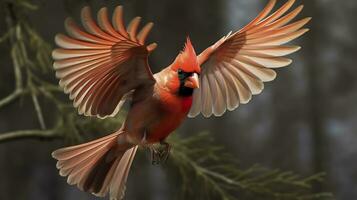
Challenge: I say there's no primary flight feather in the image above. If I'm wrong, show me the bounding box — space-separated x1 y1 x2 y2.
51 0 310 199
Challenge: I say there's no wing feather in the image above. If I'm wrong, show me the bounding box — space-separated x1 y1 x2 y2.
127 17 141 42
239 45 301 57
207 67 226 116
229 61 264 95
201 74 213 117
245 5 304 35
53 6 156 118
81 6 118 42
97 8 123 39
240 0 276 32
189 0 309 117
218 65 241 110
231 58 277 82
65 18 113 44
112 6 129 37
212 69 228 116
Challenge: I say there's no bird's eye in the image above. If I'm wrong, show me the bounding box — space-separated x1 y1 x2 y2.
178 69 183 74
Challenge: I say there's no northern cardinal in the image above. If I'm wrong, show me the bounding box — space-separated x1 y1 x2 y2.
51 0 310 199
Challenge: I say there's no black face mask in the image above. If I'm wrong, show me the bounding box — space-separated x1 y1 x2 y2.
177 69 194 97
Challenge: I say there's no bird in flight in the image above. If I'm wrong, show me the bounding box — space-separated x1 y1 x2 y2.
51 0 310 199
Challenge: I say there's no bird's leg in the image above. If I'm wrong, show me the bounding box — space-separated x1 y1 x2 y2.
150 145 160 165
148 141 171 165
159 141 171 163
140 131 160 165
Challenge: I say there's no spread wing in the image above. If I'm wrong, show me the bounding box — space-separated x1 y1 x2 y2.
53 6 157 118
188 0 310 118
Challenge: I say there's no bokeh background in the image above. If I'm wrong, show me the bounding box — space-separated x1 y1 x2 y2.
0 0 356 199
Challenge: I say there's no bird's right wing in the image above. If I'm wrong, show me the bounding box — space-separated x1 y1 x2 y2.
53 6 157 118
189 0 310 118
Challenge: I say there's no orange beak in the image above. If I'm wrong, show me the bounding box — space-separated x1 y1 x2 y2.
184 73 199 89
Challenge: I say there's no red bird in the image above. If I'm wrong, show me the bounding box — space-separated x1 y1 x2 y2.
51 0 310 199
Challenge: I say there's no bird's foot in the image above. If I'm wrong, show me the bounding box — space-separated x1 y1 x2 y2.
150 142 171 165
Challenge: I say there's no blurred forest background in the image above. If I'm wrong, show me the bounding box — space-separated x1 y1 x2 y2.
0 0 356 199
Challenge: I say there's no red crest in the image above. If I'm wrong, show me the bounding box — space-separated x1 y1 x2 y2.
171 37 201 73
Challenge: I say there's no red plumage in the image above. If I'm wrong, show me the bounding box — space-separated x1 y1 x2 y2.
171 38 201 73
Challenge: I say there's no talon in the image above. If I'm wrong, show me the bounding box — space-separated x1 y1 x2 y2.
150 146 160 165
148 141 171 165
160 141 171 163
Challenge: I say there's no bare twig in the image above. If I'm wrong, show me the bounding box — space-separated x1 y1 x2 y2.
0 89 23 108
0 129 60 144
31 93 46 129
27 69 46 129
0 31 11 43
0 4 25 109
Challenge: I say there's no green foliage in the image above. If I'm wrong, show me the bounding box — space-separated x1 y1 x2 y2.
167 133 333 200
0 0 334 199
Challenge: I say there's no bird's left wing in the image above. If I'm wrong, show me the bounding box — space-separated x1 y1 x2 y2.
189 0 310 118
53 6 157 118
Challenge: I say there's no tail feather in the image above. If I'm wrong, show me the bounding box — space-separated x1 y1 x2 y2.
53 133 119 160
52 132 138 199
109 146 138 200
55 133 118 177
83 148 121 193
66 149 105 185
57 144 107 176
96 156 121 196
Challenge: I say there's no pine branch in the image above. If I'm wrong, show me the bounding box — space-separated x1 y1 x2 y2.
167 133 333 200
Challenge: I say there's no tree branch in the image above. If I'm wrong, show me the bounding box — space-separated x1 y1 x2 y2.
0 89 23 108
0 3 25 110
0 129 61 144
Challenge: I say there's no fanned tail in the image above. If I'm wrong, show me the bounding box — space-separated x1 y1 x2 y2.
52 131 138 199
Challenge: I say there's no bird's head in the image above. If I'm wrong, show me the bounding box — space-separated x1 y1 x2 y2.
170 38 200 96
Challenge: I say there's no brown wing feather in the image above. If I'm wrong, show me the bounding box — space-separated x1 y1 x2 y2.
52 6 157 118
